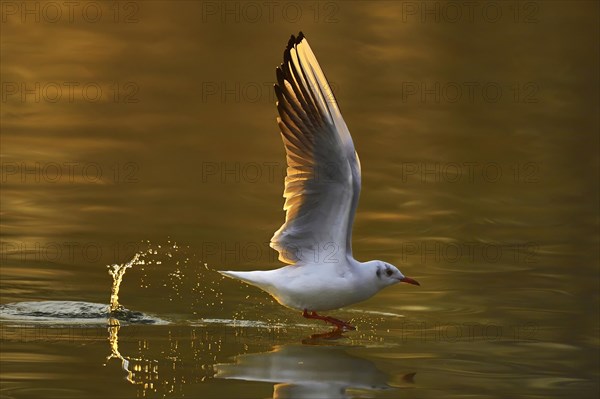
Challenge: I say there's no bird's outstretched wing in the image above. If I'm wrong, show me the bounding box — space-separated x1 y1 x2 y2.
270 32 362 264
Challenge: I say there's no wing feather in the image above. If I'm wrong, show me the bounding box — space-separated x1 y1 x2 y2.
270 33 362 264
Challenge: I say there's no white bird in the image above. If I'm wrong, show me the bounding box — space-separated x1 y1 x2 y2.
219 32 419 330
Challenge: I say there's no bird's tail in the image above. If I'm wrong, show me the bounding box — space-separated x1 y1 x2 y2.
217 270 271 290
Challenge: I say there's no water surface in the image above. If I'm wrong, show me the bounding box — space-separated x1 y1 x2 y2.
1 1 599 398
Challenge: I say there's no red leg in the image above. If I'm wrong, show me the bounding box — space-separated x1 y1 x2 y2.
302 309 356 331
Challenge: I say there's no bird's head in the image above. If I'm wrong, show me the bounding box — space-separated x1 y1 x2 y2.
370 261 420 288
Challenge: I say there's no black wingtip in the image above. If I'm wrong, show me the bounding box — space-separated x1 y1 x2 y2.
275 67 285 84
286 32 306 51
287 34 296 49
280 32 306 75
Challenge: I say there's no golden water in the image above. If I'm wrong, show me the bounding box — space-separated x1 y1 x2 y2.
1 1 598 398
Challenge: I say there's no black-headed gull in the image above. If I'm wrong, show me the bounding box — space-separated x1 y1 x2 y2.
220 32 419 330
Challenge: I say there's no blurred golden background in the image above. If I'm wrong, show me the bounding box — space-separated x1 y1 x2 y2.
1 1 598 398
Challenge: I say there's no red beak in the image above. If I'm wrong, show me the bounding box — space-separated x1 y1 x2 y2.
399 276 420 286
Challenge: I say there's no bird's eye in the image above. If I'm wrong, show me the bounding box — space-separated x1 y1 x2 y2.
386 269 393 276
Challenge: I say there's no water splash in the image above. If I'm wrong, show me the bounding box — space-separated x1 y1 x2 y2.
0 250 164 325
107 253 142 313
136 239 225 318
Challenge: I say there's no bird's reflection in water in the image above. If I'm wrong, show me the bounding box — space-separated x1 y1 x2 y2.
216 338 402 399
102 322 413 397
301 327 347 344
